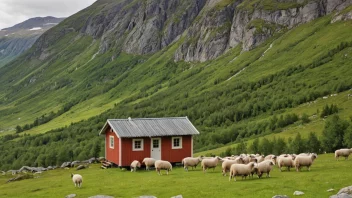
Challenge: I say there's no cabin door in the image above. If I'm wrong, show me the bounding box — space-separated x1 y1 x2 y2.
151 138 161 160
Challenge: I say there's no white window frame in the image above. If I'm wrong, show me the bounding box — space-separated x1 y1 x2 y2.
132 139 144 151
172 137 182 149
109 136 114 149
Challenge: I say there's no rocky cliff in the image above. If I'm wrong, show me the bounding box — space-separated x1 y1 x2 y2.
31 0 352 63
0 16 64 67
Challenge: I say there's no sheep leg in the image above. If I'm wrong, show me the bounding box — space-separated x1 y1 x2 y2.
167 170 169 175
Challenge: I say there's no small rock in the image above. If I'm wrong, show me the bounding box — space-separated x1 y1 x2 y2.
293 191 304 196
272 195 289 198
139 196 157 198
76 165 86 170
88 196 114 198
330 193 352 198
327 189 335 192
65 194 76 198
171 195 183 198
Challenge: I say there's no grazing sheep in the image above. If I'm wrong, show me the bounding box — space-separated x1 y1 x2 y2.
255 155 265 163
71 173 83 188
201 156 222 173
221 157 245 176
142 158 156 170
335 149 352 160
182 156 203 171
229 162 256 181
243 156 257 164
130 160 141 172
255 160 275 178
154 160 172 175
264 155 277 165
277 155 295 171
294 154 318 172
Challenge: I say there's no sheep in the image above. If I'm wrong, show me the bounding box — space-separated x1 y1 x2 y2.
255 155 265 163
201 156 222 173
142 158 156 170
71 173 83 188
130 160 141 172
154 160 172 175
264 155 277 165
229 162 256 181
277 155 295 171
243 156 257 164
182 156 203 171
294 154 318 172
335 149 352 160
255 160 275 178
221 157 245 176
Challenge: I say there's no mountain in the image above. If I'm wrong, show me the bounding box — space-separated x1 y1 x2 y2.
0 16 65 67
0 0 352 170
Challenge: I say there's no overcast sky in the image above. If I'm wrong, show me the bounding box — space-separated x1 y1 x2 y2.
0 0 96 29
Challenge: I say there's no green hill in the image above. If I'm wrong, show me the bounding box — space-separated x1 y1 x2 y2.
1 0 352 170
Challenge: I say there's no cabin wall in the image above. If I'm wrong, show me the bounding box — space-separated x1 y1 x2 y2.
105 127 119 165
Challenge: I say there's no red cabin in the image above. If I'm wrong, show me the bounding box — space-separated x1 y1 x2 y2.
99 117 200 167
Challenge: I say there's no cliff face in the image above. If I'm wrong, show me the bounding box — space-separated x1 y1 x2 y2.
0 17 64 67
31 0 352 63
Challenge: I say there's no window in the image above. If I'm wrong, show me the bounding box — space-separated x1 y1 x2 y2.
172 137 182 149
109 136 114 148
133 139 144 151
153 139 159 148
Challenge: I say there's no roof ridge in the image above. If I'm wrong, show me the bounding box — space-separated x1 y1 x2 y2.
108 117 187 121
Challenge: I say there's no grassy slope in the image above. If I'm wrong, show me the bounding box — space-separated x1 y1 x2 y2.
0 154 350 198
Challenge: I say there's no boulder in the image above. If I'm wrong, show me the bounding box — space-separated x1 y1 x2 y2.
139 196 157 198
65 194 76 198
338 186 352 195
76 165 88 171
330 193 352 198
272 196 289 198
61 162 71 168
88 196 114 198
171 195 183 198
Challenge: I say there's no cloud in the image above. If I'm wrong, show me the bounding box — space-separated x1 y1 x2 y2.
0 0 96 29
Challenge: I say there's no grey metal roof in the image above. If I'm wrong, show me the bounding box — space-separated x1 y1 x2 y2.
99 117 200 138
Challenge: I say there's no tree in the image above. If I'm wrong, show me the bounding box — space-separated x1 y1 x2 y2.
301 113 310 124
248 138 260 154
306 132 321 153
343 124 352 148
273 137 287 155
259 138 273 155
321 115 349 152
290 133 306 154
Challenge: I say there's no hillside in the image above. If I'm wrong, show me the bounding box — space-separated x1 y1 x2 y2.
0 16 65 67
0 0 352 170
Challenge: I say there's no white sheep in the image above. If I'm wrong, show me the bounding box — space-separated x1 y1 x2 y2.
201 156 222 173
255 160 275 178
243 156 257 164
221 157 244 176
264 155 277 165
335 149 352 160
255 155 265 163
294 154 317 172
182 156 203 171
277 155 295 171
142 158 156 170
154 160 172 175
130 160 141 172
229 162 256 181
71 173 83 188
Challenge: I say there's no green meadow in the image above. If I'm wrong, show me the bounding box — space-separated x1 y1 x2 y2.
0 154 350 198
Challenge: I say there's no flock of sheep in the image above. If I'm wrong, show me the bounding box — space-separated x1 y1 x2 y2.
126 148 352 182
66 148 352 187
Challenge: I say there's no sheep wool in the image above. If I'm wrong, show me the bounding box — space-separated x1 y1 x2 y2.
294 154 317 172
130 160 141 172
201 156 222 173
142 158 156 170
221 157 244 176
154 160 172 175
335 149 352 160
71 173 83 188
277 155 295 171
182 156 203 171
229 162 256 181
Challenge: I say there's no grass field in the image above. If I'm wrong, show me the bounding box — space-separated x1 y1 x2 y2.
0 154 351 198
